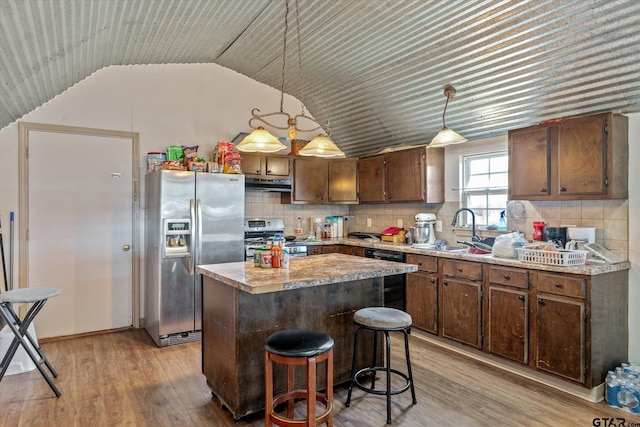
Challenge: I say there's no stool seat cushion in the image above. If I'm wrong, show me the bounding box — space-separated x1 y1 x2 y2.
0 288 60 304
265 329 334 358
354 306 412 329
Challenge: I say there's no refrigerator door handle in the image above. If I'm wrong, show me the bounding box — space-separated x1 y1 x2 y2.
196 199 203 266
185 198 196 276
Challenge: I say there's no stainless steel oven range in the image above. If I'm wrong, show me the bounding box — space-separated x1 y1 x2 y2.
244 218 307 260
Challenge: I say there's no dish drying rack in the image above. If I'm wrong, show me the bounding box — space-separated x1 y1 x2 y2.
516 247 588 266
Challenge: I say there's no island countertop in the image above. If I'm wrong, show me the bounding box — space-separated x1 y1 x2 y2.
196 253 417 294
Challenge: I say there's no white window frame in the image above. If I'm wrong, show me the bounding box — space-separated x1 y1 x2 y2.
460 151 508 227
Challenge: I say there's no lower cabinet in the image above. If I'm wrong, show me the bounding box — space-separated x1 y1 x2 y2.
406 254 438 334
400 252 628 389
440 259 483 349
487 266 529 364
488 287 529 364
536 295 585 383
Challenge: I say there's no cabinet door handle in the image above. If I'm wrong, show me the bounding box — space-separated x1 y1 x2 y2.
430 278 437 284
555 282 563 288
538 299 545 305
559 187 567 192
503 274 511 280
457 267 463 272
255 170 260 173
417 262 423 266
443 281 448 286
518 295 525 301
540 187 547 192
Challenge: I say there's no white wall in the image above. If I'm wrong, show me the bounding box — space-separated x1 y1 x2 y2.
0 64 638 362
0 62 303 324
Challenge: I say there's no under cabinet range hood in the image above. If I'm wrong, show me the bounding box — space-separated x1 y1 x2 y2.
245 177 292 192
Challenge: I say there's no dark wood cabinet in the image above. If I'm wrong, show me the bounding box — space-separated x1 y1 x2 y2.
508 112 628 200
402 252 628 390
532 270 627 388
406 254 438 334
536 295 585 383
357 155 385 202
358 146 444 203
441 278 482 348
283 157 357 204
319 245 342 254
440 259 482 348
508 126 551 198
241 154 291 177
328 158 358 203
487 266 529 364
290 157 328 203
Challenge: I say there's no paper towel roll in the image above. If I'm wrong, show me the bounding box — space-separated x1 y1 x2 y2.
567 227 596 243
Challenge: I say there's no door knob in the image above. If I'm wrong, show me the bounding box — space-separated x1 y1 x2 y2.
122 244 131 252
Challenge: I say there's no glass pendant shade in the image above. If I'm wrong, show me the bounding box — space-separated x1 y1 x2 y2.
236 127 286 153
429 127 468 147
298 134 346 158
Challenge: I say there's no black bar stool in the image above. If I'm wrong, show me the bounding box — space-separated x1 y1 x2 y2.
0 287 61 397
264 329 334 427
345 306 416 424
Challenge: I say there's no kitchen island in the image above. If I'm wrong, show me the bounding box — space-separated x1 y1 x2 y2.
196 253 417 420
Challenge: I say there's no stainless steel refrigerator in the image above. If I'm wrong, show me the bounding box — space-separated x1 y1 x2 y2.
144 170 245 347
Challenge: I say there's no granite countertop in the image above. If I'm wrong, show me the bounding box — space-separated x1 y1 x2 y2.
196 253 418 294
302 238 630 276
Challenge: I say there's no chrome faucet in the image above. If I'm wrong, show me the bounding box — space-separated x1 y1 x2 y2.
451 208 480 241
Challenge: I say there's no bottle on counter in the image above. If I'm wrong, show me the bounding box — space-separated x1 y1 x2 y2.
498 210 507 230
532 221 545 241
295 217 304 235
314 219 323 238
281 247 290 269
271 244 281 268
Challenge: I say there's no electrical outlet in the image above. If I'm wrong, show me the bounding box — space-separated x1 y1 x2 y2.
397 219 403 228
435 220 442 232
366 218 372 228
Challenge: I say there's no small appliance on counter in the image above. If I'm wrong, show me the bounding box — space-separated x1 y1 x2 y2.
409 213 436 245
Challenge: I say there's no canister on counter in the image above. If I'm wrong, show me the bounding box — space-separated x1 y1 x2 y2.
253 247 265 267
259 247 272 268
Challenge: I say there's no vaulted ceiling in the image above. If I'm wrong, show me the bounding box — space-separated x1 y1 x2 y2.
2 0 640 156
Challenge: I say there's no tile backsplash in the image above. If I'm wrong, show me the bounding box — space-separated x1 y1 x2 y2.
244 192 629 259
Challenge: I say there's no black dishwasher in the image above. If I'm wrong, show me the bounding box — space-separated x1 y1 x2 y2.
364 248 406 311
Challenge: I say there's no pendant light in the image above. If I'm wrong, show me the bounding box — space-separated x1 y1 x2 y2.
429 85 468 148
236 0 344 157
298 134 346 158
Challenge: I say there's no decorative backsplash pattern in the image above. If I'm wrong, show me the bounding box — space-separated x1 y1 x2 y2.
245 192 629 259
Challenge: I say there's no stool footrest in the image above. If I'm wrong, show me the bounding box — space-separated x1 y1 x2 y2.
353 367 411 396
271 391 333 426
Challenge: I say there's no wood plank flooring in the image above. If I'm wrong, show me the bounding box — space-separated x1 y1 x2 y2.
1 328 638 426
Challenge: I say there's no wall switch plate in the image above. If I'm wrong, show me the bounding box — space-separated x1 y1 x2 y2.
397 219 403 228
435 220 442 232
366 218 372 228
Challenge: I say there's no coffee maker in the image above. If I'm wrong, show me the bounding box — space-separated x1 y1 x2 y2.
410 213 436 245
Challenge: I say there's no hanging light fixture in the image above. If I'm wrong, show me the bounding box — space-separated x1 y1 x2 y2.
429 85 468 148
236 0 344 157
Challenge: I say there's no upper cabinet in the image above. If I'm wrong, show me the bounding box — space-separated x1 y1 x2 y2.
508 112 628 200
282 157 358 204
241 153 291 177
358 146 444 203
328 158 358 203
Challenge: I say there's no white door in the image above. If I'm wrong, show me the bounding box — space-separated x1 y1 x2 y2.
27 130 134 338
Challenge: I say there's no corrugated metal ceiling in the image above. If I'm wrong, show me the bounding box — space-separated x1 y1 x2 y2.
1 0 639 156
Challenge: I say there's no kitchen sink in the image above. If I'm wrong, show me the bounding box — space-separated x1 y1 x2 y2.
436 246 468 253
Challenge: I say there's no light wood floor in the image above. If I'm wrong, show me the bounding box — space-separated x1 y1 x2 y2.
1 328 638 426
